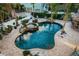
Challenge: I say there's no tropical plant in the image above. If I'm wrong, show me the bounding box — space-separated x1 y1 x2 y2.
32 3 35 17
0 4 5 32
48 3 58 30
20 4 26 11
21 20 29 26
16 16 19 27
12 4 26 28
11 5 19 28
61 3 72 34
12 3 21 12
23 51 32 56
49 3 59 22
18 16 25 19
4 25 13 34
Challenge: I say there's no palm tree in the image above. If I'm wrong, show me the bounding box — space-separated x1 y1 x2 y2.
5 4 18 27
0 11 4 31
11 4 19 28
0 4 5 31
48 3 58 30
49 3 58 22
4 4 12 13
17 3 21 12
32 3 35 18
0 4 13 34
4 3 12 19
61 3 72 34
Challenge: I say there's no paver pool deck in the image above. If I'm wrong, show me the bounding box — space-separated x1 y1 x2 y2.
0 20 79 56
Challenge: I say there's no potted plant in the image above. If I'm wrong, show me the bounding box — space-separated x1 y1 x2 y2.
23 50 32 56
7 25 13 33
21 20 29 26
13 22 17 29
4 25 13 34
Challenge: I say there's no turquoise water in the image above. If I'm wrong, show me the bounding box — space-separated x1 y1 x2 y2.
15 22 62 49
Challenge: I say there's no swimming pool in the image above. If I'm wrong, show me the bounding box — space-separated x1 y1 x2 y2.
15 22 62 49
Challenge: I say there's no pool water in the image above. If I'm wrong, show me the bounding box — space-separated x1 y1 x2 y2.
15 22 62 49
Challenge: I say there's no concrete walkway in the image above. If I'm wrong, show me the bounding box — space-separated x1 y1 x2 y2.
64 22 79 50
0 26 23 56
48 20 79 56
0 20 79 56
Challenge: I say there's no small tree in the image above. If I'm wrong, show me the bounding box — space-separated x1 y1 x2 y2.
21 20 28 26
48 3 58 30
0 9 5 31
49 3 58 22
16 16 19 27
61 4 72 34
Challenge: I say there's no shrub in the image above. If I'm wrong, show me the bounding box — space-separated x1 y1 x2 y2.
21 20 29 26
0 33 3 40
31 12 47 18
31 12 64 19
14 26 17 29
13 22 15 25
18 16 25 20
23 51 32 56
0 27 7 35
7 25 13 33
32 19 38 23
13 22 17 29
4 25 13 33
